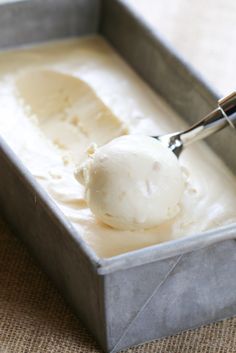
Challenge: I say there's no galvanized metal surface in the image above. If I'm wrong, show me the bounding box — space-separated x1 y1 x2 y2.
0 0 100 48
0 1 236 352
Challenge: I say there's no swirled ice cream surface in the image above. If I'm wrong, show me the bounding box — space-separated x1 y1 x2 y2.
0 36 236 258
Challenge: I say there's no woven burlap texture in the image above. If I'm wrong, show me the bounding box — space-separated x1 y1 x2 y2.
0 217 236 353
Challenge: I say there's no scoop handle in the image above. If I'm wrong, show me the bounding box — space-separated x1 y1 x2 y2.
180 91 236 146
218 91 236 128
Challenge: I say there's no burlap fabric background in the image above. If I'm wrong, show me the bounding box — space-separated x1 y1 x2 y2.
1 216 236 353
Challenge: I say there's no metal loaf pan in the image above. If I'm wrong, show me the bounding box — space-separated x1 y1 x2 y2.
1 0 236 352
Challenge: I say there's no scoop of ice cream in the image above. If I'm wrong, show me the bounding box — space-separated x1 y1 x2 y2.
75 135 184 230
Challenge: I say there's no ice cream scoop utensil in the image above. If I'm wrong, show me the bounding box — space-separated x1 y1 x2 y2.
154 92 236 157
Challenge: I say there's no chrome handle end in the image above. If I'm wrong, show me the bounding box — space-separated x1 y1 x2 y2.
218 91 236 128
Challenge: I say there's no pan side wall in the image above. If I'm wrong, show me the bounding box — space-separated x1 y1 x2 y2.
0 143 108 350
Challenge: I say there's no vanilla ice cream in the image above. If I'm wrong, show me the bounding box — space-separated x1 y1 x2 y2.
75 135 184 230
0 36 236 257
